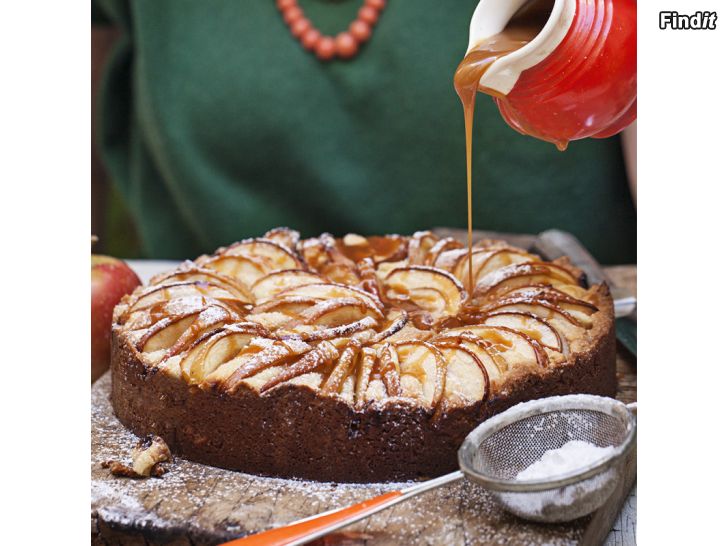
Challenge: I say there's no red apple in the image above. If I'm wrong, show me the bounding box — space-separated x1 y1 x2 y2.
92 254 141 382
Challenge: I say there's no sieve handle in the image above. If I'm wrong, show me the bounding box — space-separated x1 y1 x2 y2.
221 471 463 546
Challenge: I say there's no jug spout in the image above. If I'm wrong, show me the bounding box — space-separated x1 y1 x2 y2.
469 0 575 96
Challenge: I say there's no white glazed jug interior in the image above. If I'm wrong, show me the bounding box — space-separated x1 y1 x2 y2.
468 0 576 95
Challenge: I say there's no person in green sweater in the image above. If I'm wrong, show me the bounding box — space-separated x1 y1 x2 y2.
91 0 636 264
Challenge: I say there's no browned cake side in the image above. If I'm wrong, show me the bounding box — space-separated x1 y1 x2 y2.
110 229 616 483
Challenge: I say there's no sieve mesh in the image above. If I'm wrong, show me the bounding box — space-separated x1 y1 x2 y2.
458 395 636 523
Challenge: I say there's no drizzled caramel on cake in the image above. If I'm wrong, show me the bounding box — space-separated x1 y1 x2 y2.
114 228 604 411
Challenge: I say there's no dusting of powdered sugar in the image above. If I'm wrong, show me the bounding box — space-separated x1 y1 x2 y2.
515 440 616 482
92 374 587 544
496 441 619 522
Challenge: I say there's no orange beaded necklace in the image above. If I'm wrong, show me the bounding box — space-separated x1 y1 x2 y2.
276 0 387 61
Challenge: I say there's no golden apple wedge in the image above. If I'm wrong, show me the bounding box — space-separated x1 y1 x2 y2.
383 266 465 319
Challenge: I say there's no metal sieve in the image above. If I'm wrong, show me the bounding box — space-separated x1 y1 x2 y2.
224 394 637 545
458 394 636 522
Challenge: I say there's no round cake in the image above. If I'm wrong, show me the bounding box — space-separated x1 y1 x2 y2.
111 228 616 482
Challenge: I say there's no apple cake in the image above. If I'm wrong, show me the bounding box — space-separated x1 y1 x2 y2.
111 228 616 482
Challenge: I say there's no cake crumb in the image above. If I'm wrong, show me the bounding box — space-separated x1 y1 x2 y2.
102 435 171 479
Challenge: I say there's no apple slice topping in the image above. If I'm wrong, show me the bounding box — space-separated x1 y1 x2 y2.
321 341 361 395
440 325 549 370
319 262 361 286
139 304 239 355
486 295 593 329
138 315 197 354
473 262 579 302
383 266 465 319
223 238 302 269
199 255 272 289
259 340 339 393
452 248 537 287
263 227 301 251
437 345 489 406
250 269 323 303
423 237 463 266
432 332 500 389
216 336 313 391
355 257 381 300
201 239 302 288
432 248 469 273
337 233 408 264
501 286 599 325
150 263 253 303
127 281 244 316
370 309 408 343
297 297 384 327
179 323 270 384
276 282 383 311
376 343 403 397
393 341 447 407
350 347 376 408
407 231 440 265
158 305 245 360
286 316 378 342
483 312 564 352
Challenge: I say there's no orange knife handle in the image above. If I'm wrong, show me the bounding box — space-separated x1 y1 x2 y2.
221 490 404 546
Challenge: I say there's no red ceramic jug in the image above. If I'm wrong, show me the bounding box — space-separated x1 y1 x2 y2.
469 0 636 148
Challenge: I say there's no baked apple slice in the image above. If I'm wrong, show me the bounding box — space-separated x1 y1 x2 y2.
486 295 593 329
211 336 312 390
452 247 537 287
482 298 587 347
179 323 269 384
223 238 302 269
337 233 408 264
276 282 383 311
370 309 408 343
441 325 549 370
287 316 378 342
150 262 253 303
250 269 323 303
321 342 361 394
319 262 362 286
432 248 468 273
407 231 440 265
424 237 463 266
138 304 239 356
263 227 300 251
202 239 302 287
354 347 377 408
383 266 465 319
198 254 270 289
437 345 489 406
259 340 340 393
298 297 384 327
126 281 243 316
160 305 243 359
473 262 579 302
376 343 403 397
483 311 563 352
503 285 599 325
138 314 197 354
432 332 501 388
393 341 447 407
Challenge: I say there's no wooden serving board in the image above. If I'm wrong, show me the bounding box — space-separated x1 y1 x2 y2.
91 263 636 546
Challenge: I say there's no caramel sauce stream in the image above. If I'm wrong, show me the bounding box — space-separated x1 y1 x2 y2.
453 0 553 296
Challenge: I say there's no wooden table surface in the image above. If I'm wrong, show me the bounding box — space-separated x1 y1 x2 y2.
91 260 636 546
